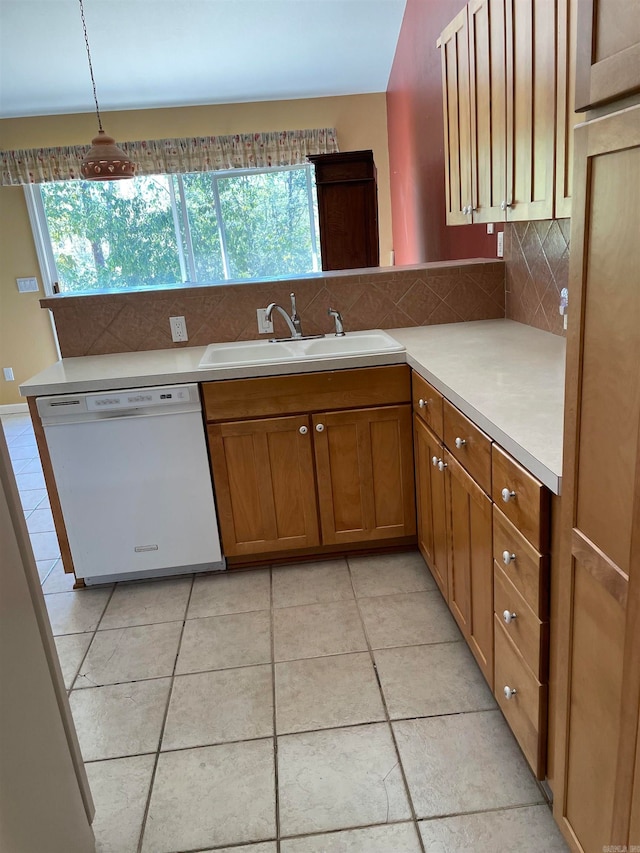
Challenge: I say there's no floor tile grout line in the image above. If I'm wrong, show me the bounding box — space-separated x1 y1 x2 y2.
269 567 282 852
67 583 118 693
136 571 196 853
345 554 428 853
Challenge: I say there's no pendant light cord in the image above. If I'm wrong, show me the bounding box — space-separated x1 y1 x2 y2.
78 0 103 132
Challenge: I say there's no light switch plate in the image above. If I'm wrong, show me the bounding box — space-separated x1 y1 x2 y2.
16 276 39 293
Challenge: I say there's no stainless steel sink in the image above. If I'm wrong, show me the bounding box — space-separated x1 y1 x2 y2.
198 330 404 369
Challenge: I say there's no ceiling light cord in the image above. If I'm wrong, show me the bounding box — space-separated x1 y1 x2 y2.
78 0 103 133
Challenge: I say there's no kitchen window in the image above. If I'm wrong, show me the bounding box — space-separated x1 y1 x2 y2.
25 165 321 295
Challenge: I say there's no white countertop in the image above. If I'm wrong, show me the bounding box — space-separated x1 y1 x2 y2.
20 319 566 494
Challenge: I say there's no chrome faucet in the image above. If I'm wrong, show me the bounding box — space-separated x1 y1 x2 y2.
328 307 345 336
265 292 304 339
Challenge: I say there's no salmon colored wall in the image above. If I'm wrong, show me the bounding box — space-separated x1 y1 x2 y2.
386 0 500 263
0 94 391 405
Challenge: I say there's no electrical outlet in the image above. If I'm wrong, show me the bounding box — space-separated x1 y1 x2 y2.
497 231 504 258
256 308 274 335
169 316 188 342
3 367 15 381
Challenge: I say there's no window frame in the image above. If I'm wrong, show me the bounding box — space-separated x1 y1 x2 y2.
24 163 321 297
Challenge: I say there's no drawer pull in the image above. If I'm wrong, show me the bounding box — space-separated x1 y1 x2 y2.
502 609 517 624
418 398 427 409
501 487 516 503
503 685 517 700
315 423 325 433
438 459 448 472
455 437 466 448
502 550 516 566
299 426 308 435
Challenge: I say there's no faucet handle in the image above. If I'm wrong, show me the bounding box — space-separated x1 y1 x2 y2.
328 307 345 336
290 292 298 317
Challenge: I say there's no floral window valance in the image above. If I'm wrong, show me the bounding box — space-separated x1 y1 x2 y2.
0 127 339 186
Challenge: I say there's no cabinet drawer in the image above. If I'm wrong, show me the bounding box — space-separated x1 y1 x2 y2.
491 444 550 550
443 399 492 494
203 365 411 422
494 617 547 779
494 563 548 680
411 372 444 439
493 506 549 618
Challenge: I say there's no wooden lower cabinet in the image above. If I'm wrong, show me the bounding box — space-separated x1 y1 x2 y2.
313 406 415 546
207 414 320 557
414 416 448 599
206 372 416 559
446 450 494 688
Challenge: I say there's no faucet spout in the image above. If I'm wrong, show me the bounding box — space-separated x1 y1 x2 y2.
264 291 304 338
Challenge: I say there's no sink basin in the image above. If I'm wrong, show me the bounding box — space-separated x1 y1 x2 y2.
198 330 404 369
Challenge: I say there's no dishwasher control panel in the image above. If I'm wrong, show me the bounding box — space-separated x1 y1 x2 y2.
87 386 190 411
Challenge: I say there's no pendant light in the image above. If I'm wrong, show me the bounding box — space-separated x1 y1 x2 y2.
78 0 135 180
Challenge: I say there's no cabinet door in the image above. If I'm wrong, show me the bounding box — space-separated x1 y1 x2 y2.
575 0 640 110
505 0 556 221
446 450 493 687
207 415 320 556
439 8 473 225
313 405 416 545
554 105 640 851
555 0 584 218
414 416 449 600
468 0 507 223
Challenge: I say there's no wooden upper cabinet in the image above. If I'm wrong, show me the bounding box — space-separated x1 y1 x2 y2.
207 415 320 557
505 0 556 221
313 405 416 546
575 0 640 110
468 0 508 223
308 150 379 271
555 0 584 217
439 8 474 225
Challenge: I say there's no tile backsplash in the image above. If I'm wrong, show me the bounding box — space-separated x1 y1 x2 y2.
504 219 570 336
42 261 505 358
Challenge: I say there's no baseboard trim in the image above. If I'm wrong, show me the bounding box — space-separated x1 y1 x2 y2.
0 403 29 415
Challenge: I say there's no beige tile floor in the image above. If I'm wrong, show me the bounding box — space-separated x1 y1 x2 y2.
3 412 569 853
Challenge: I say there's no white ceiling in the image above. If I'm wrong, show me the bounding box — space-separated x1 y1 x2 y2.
0 0 407 119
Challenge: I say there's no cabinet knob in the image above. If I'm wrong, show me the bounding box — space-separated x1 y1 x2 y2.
418 398 427 409
463 205 469 215
438 460 448 472
500 200 512 211
501 487 516 503
315 423 325 433
455 437 466 449
299 426 308 435
502 550 516 565
503 609 517 624
503 685 517 700
432 456 439 467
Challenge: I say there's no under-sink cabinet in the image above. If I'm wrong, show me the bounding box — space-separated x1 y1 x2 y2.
412 369 551 778
202 366 416 562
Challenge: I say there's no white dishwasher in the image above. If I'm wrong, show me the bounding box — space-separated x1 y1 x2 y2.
37 384 225 585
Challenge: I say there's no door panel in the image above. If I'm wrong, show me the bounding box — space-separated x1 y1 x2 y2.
208 415 319 556
414 416 449 599
313 405 415 545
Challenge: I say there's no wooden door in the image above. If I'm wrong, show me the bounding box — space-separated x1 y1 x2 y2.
468 0 507 223
574 0 640 110
505 0 556 221
439 8 473 225
207 415 320 557
313 405 416 546
554 104 640 851
555 0 584 218
445 450 493 687
414 416 449 600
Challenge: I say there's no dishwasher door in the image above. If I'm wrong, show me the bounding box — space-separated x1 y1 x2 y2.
39 385 224 584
